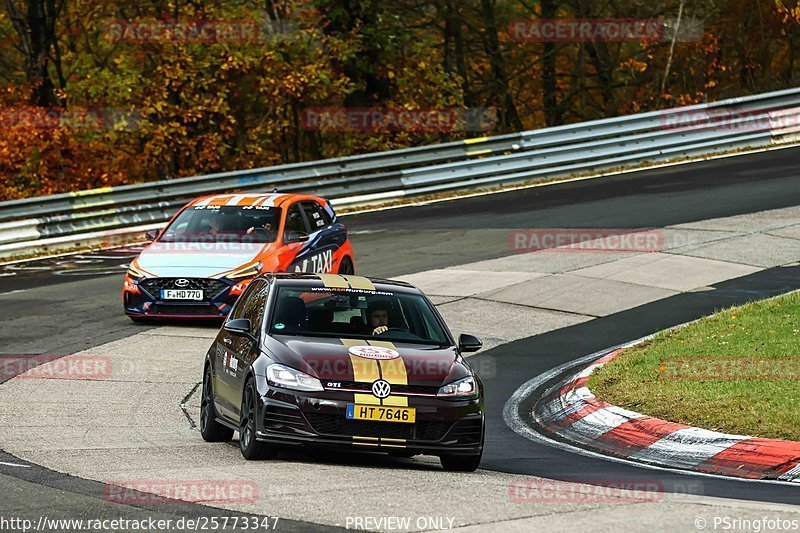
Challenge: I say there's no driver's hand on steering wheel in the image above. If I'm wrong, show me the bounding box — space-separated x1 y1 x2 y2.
372 326 389 335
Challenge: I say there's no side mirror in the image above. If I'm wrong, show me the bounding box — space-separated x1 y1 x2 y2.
458 333 483 353
285 231 310 243
144 229 160 242
224 318 253 337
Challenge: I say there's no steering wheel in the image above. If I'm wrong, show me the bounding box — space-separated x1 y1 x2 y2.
376 327 409 336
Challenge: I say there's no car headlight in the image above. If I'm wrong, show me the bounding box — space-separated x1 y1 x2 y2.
126 260 146 279
226 261 262 280
436 376 478 399
266 363 323 392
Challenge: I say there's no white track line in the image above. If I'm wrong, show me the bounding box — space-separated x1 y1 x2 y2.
0 461 31 468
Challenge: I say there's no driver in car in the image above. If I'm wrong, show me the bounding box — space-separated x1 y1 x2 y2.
246 220 277 241
362 301 388 336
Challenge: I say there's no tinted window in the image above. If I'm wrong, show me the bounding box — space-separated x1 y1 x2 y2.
269 286 450 345
228 281 260 320
242 281 268 331
159 205 280 243
302 201 331 231
283 203 308 238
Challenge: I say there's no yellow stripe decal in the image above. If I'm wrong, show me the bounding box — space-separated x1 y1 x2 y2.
354 393 380 405
353 436 379 442
379 443 405 448
343 338 381 386
380 438 406 443
464 136 488 145
350 359 380 385
467 149 492 156
381 396 408 406
367 340 396 349
341 275 375 291
317 274 350 288
353 442 380 447
370 340 408 406
371 341 405 383
341 338 364 349
378 357 407 385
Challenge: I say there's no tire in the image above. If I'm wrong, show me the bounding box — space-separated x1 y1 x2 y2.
239 378 276 460
440 454 482 472
338 256 354 275
200 366 233 442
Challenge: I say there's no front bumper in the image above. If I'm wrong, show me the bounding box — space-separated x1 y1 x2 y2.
254 385 484 456
123 276 250 319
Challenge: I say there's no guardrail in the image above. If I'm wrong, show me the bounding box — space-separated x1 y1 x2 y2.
3 86 800 255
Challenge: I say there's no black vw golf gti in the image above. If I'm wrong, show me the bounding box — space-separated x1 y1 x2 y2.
200 273 485 471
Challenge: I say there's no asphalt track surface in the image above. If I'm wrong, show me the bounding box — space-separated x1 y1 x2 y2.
2 148 800 525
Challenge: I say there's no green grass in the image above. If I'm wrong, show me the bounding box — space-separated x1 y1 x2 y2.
588 291 800 441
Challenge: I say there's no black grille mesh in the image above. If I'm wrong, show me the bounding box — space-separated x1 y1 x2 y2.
154 304 217 316
140 278 228 300
443 418 482 444
264 405 306 430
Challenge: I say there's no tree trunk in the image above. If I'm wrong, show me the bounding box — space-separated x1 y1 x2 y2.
4 0 65 107
541 0 560 126
479 0 523 131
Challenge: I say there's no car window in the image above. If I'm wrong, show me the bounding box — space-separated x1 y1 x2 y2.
302 201 331 231
284 203 309 239
322 201 337 224
269 285 450 345
159 205 281 243
242 281 268 332
228 281 259 321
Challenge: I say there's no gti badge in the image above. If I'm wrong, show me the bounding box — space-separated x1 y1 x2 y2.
175 279 190 288
371 379 391 399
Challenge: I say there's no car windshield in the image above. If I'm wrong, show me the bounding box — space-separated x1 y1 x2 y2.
269 286 451 346
158 205 282 243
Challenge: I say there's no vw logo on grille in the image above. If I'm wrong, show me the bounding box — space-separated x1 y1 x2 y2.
371 379 391 399
174 279 190 288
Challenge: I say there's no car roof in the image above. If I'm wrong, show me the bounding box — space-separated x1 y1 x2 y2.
261 273 420 294
188 192 322 208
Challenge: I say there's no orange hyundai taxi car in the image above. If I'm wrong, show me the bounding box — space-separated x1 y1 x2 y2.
123 193 355 321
